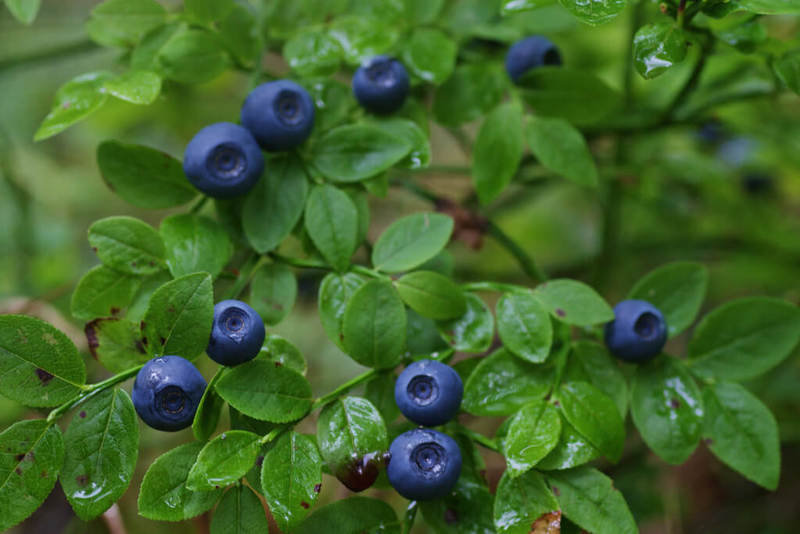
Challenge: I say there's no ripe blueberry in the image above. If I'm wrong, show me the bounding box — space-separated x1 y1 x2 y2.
240 80 315 151
132 356 207 431
352 55 410 114
387 428 462 501
394 359 462 427
604 300 667 363
183 122 264 198
207 300 266 366
505 36 562 83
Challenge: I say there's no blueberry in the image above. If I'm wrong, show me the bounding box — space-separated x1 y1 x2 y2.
505 36 562 83
132 356 207 431
183 122 264 198
352 55 410 114
604 300 667 363
207 300 266 366
240 80 315 151
387 428 462 501
395 359 462 427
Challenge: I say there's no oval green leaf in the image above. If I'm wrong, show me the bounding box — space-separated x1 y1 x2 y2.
342 279 407 368
372 212 454 273
496 290 553 364
88 216 166 275
160 213 233 278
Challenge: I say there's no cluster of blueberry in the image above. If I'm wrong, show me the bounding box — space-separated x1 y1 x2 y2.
132 300 264 431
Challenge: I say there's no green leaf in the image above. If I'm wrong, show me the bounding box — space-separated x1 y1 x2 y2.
61 388 138 520
317 397 387 480
88 216 166 275
402 28 457 84
631 356 703 464
188 430 261 490
4 0 40 25
160 214 232 278
328 16 400 65
216 360 312 422
372 212 454 273
503 401 561 477
364 372 401 423
86 0 167 47
437 293 494 353
141 272 214 359
702 381 780 490
305 184 359 272
556 381 624 462
0 315 86 407
688 297 800 381
405 308 449 356
218 5 258 66
138 442 222 521
547 466 637 534
156 29 230 84
404 0 445 24
243 157 308 253
294 496 399 534
184 0 233 23
210 485 269 534
0 420 64 531
494 470 559 534
433 63 507 126
284 29 343 77
318 273 366 350
628 261 708 338
311 124 412 183
103 70 161 104
193 377 224 441
472 102 523 205
85 318 149 373
419 474 495 534
557 0 626 26
259 334 307 375
251 264 297 326
71 265 141 321
519 68 620 126
342 280 407 368
369 118 431 170
737 0 800 14
463 348 555 416
302 78 355 133
774 51 800 94
496 291 553 364
500 0 551 14
34 72 111 141
96 140 197 209
525 116 599 188
537 414 600 471
633 22 689 79
261 431 323 531
564 341 627 418
534 279 612 325
395 271 466 320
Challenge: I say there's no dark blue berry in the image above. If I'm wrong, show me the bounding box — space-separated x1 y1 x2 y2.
394 359 462 427
183 122 264 198
240 80 315 151
207 300 266 366
387 429 462 501
604 300 667 363
132 356 207 431
352 55 410 114
505 36 562 83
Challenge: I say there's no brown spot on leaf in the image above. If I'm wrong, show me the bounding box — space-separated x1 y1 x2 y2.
35 368 54 385
79 411 87 418
85 320 101 359
670 398 681 409
76 474 89 486
314 484 322 493
300 501 310 509
274 361 282 367
110 307 121 316
15 467 22 475
40 470 47 478
551 485 560 497
160 337 166 346
15 454 25 462
555 308 566 318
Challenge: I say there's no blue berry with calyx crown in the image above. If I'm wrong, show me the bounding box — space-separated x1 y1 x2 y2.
604 299 667 363
352 55 410 114
387 428 462 501
132 356 207 432
505 36 562 83
240 79 315 151
207 299 266 366
183 122 264 198
395 359 462 427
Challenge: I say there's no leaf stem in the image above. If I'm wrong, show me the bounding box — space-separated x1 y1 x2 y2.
401 501 418 534
485 220 547 283
310 368 379 411
457 425 501 453
189 195 209 214
46 364 144 423
461 281 522 293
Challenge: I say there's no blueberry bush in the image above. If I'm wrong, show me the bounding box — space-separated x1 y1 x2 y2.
1 0 800 533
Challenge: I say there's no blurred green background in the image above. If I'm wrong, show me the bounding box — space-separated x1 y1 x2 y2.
1 1 800 533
